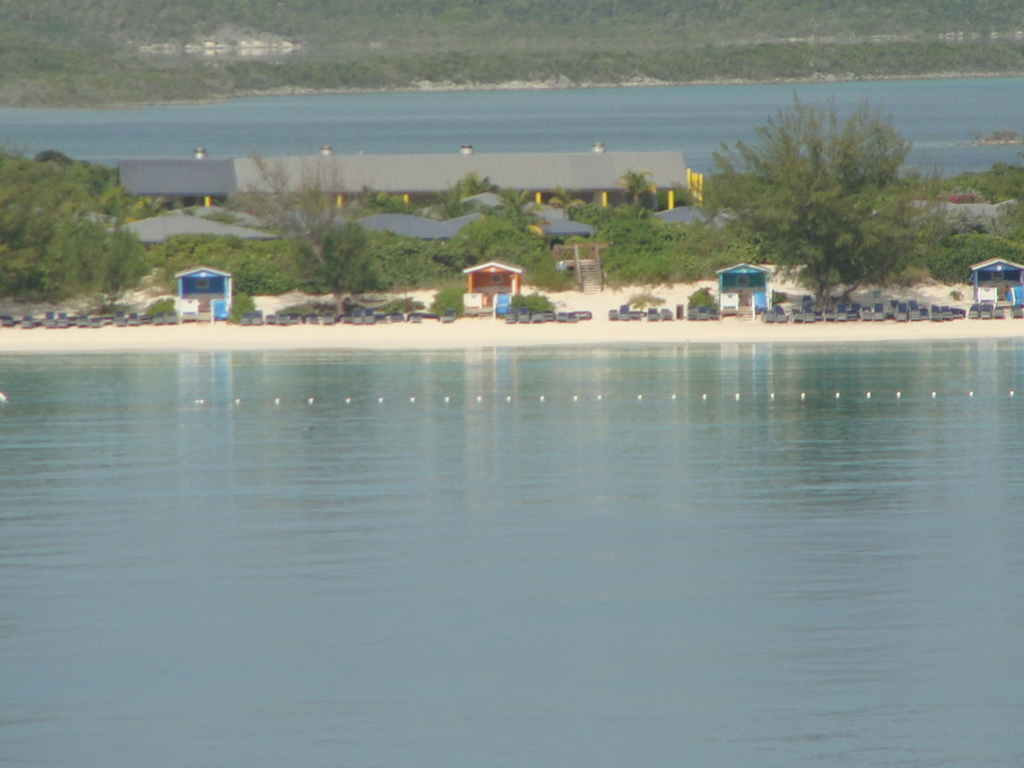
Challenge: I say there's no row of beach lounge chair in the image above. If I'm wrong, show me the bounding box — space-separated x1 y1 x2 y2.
0 311 182 329
609 305 688 321
236 308 596 326
763 300 970 323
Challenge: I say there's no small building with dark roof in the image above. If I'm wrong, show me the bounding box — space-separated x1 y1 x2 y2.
176 266 233 321
716 263 772 317
969 258 1024 304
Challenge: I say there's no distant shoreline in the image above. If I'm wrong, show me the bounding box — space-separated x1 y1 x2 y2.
64 69 1024 111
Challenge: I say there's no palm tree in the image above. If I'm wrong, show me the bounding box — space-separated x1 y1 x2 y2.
547 186 585 212
491 188 541 228
618 169 656 207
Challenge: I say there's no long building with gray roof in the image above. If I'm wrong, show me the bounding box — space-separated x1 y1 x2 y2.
119 150 688 202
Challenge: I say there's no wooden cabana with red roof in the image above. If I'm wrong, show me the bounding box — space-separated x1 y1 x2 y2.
462 261 524 315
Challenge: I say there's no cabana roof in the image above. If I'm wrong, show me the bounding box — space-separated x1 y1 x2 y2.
539 219 593 237
716 262 771 275
969 258 1024 272
655 207 704 224
126 215 277 244
175 266 233 279
463 261 525 275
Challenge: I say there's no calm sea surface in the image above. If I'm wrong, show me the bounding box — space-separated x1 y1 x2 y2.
2 342 1024 767
1 78 1024 173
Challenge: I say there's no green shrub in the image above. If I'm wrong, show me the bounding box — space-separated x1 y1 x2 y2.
628 290 665 309
597 217 754 285
687 287 716 309
145 297 176 316
430 285 465 316
378 297 425 314
772 291 787 305
228 292 255 323
146 235 304 295
927 233 1024 284
510 292 554 313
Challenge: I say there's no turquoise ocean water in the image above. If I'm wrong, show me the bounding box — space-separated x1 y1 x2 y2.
2 342 1024 766
2 77 1024 173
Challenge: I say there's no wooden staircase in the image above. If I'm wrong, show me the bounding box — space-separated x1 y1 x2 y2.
578 259 603 294
736 305 754 321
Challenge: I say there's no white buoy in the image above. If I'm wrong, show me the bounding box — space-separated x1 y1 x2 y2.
572 395 578 401
274 398 281 405
596 394 602 401
0 392 7 403
234 398 241 406
968 391 974 398
194 398 204 405
800 392 806 401
345 397 351 404
770 393 775 401
409 397 415 403
1011 390 1016 397
476 395 482 403
835 392 840 399
378 397 384 404
735 393 740 401
931 391 937 399
702 393 708 401
506 395 512 403
539 395 545 402
308 397 315 405
637 394 643 401
866 392 871 399
896 391 902 399
444 396 450 403
671 394 677 400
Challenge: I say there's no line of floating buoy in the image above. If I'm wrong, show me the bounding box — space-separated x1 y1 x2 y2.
0 391 7 403
209 390 1024 409
194 398 205 405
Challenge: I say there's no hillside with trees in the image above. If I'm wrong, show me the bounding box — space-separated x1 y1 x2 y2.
2 0 1024 106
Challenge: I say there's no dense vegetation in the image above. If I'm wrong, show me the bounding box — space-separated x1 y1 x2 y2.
8 0 1024 50
3 141 1024 312
3 0 1024 107
4 36 1024 107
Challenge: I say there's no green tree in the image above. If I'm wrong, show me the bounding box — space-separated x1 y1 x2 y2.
710 99 916 307
306 220 380 311
618 169 656 207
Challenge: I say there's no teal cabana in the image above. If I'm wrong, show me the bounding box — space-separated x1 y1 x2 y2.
176 266 233 321
969 258 1024 304
716 263 772 317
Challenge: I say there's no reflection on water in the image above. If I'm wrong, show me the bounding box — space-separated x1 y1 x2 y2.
2 343 1024 767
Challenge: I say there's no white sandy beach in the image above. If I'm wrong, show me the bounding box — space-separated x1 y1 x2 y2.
3 281 1019 354
3 312 1024 353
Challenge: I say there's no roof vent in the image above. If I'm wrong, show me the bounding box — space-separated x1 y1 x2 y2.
319 145 334 156
591 142 606 153
193 147 207 159
459 145 475 155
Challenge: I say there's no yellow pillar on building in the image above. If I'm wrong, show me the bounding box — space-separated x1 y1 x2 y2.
203 195 211 207
535 191 542 204
667 189 675 210
336 194 343 208
403 194 410 203
601 191 608 207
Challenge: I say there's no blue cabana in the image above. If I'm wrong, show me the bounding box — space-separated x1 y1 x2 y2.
969 258 1024 304
716 263 772 317
176 266 233 321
